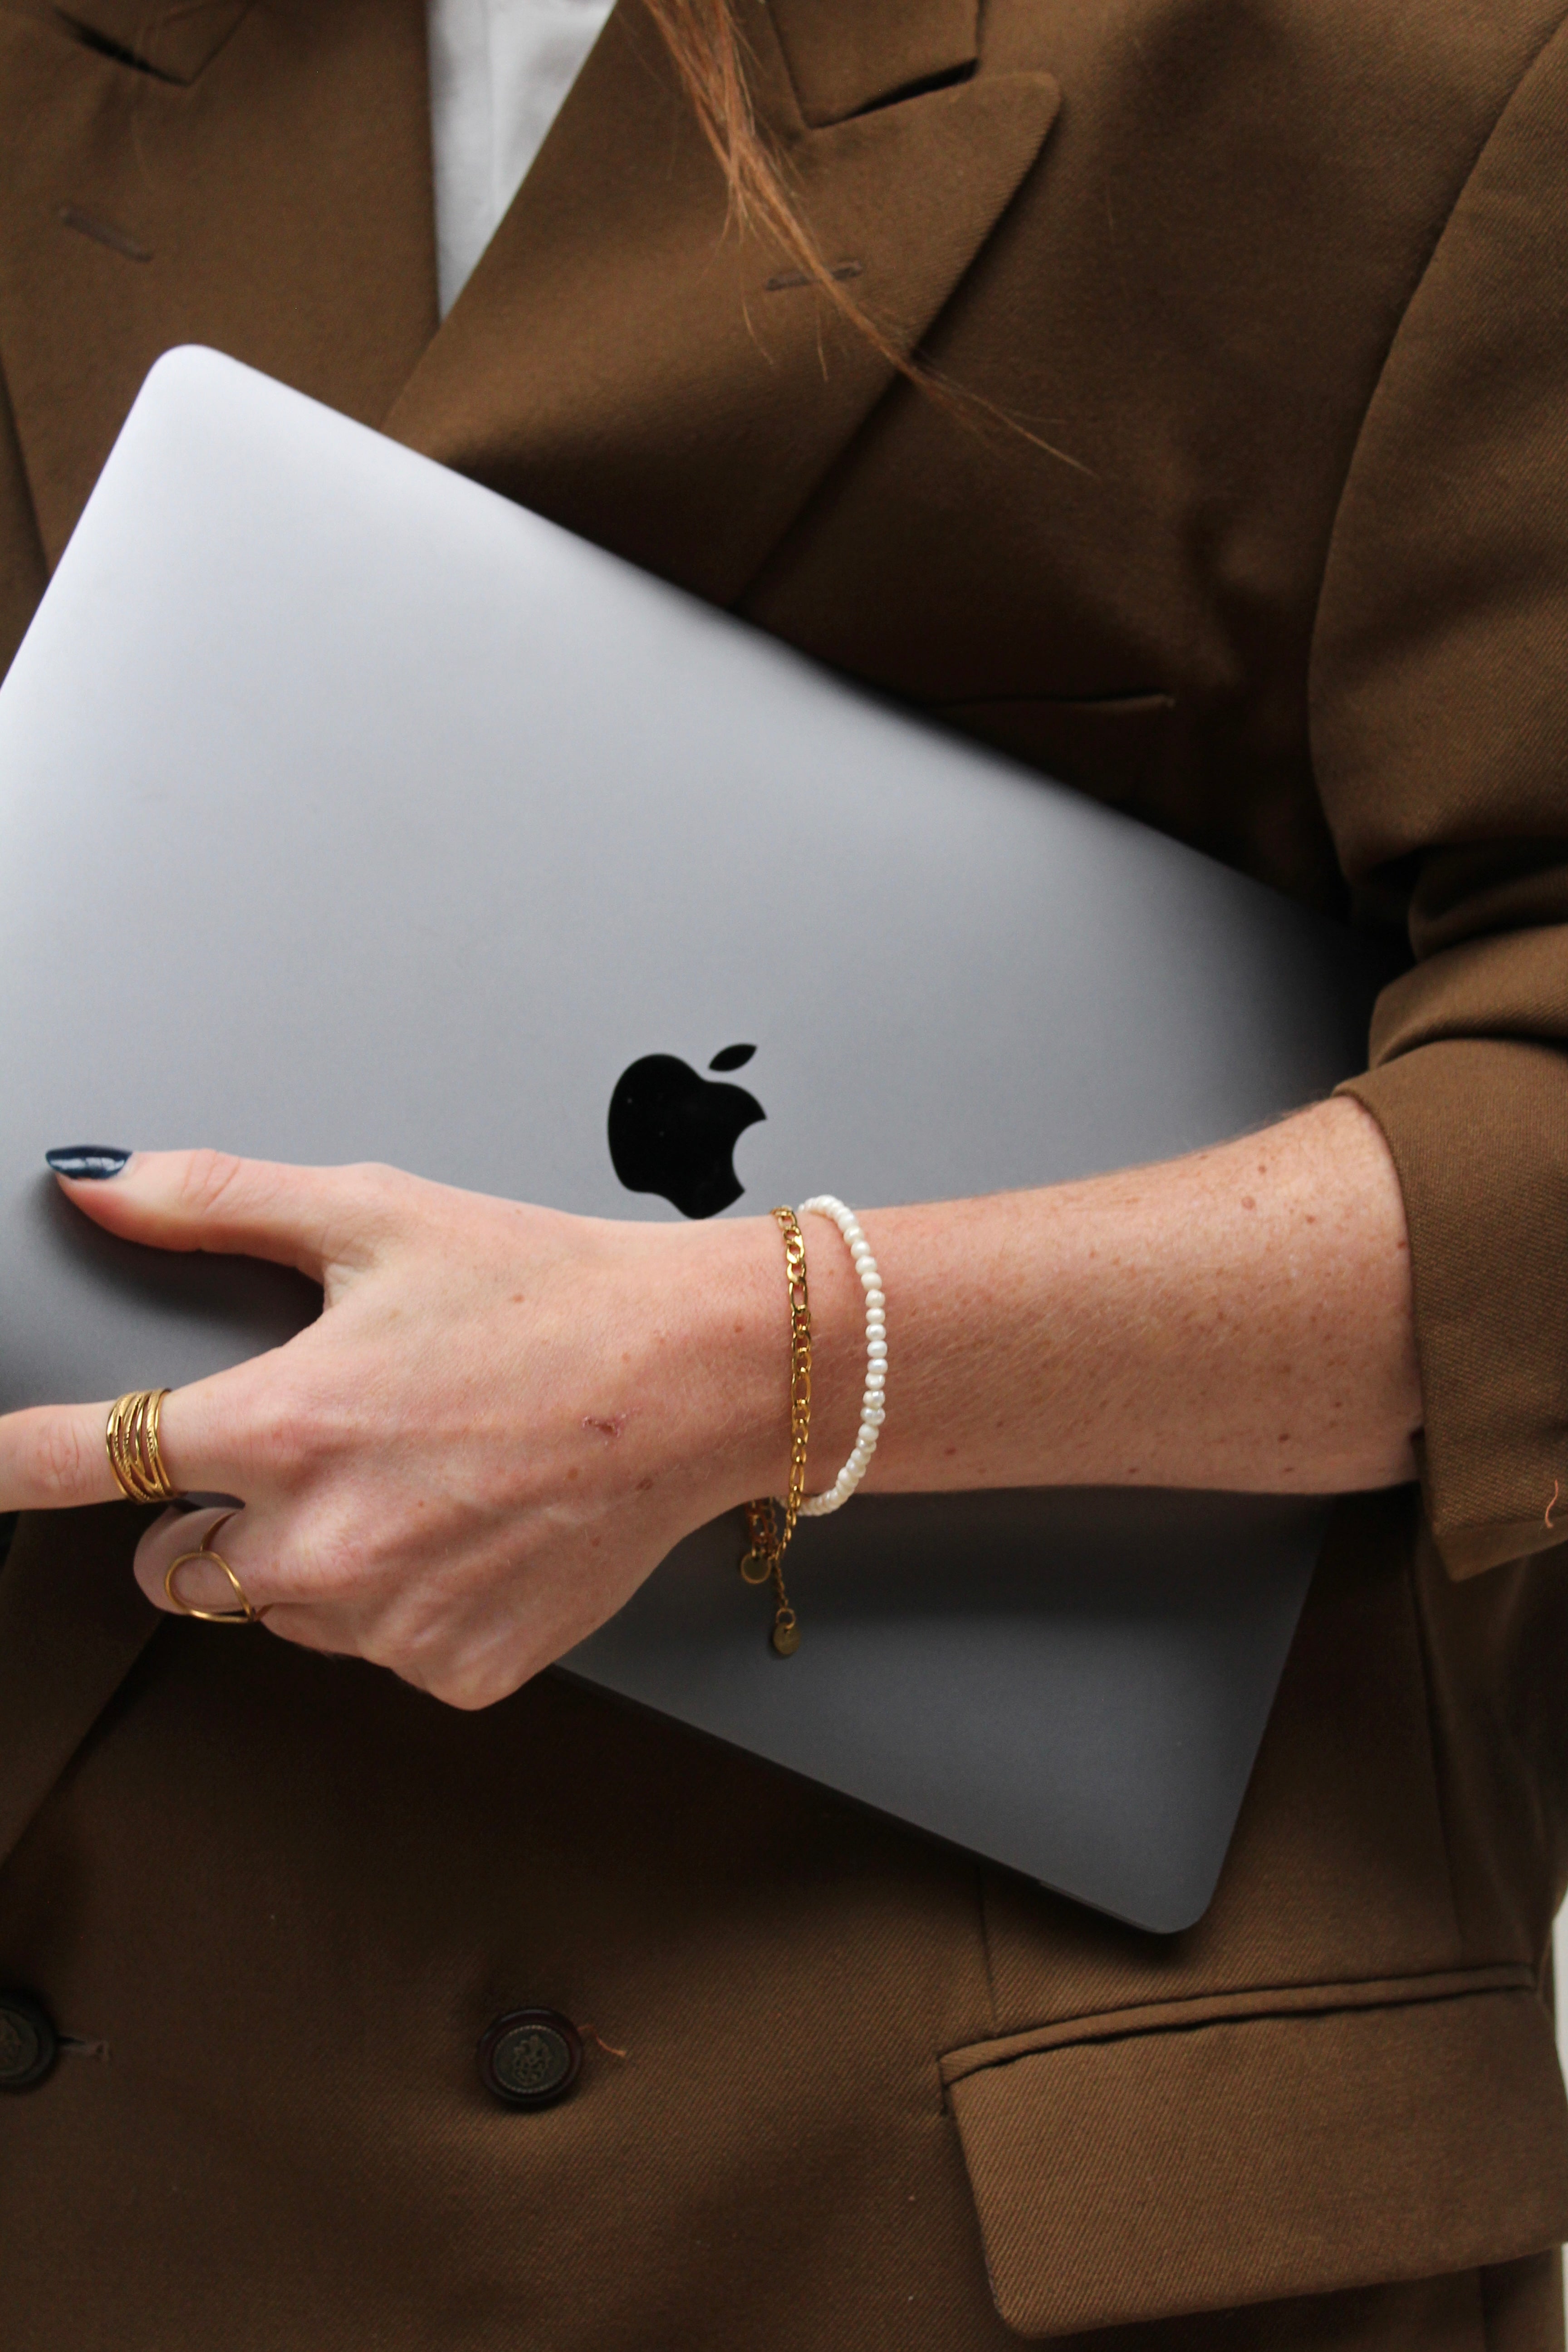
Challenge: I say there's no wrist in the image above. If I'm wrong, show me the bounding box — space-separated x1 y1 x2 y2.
685 1210 867 1509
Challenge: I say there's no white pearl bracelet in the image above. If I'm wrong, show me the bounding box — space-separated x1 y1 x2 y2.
796 1196 885 1517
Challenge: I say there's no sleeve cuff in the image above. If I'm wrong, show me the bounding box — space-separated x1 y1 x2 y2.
1339 1039 1568 1579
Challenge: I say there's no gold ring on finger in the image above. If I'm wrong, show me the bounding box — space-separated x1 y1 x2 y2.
164 1513 267 1627
105 1388 184 1504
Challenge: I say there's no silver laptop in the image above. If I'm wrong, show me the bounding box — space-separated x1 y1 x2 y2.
0 348 1382 1932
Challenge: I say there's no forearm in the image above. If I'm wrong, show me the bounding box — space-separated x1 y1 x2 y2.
4 1112 1417 1705
734 1097 1420 1501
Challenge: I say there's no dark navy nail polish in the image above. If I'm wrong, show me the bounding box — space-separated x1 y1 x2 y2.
46 1147 131 1181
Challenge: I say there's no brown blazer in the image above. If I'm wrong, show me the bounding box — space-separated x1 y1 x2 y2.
3 1 1568 2343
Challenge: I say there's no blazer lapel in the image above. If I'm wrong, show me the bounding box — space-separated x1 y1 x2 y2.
1 0 1058 599
385 0 1060 603
0 0 437 566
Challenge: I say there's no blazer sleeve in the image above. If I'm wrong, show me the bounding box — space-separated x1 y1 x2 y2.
1311 13 1568 1580
0 359 46 682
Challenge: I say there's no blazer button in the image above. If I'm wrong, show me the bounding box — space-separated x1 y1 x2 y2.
0 1992 58 2090
477 2009 583 2110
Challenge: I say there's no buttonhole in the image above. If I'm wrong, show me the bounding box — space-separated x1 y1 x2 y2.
59 204 152 263
59 2035 111 2061
764 262 863 293
53 13 179 81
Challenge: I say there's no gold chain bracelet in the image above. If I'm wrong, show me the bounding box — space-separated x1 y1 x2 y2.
739 1205 811 1656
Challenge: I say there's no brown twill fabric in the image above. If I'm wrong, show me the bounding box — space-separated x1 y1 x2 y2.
2 0 1568 2342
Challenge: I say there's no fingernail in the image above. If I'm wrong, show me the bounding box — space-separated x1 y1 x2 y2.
46 1147 131 1181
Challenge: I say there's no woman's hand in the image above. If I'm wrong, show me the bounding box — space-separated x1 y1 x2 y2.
0 1152 847 1707
0 1098 1421 1710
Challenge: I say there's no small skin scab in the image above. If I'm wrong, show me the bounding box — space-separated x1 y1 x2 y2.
583 1413 630 1445
1240 1195 1257 1211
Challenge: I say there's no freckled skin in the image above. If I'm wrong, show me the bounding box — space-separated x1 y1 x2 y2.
0 1098 1419 1707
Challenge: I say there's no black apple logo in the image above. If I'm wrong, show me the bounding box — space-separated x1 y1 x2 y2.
607 1044 765 1219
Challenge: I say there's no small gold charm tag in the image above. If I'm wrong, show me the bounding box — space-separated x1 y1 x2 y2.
771 1612 800 1657
739 1548 773 1586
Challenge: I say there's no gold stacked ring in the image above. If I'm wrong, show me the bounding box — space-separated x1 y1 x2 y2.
105 1388 183 1505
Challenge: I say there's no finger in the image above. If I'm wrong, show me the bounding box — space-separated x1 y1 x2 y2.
0 1401 120 1510
0 1364 274 1514
135 1505 333 1649
46 1148 389 1284
129 1361 280 1503
134 1507 256 1616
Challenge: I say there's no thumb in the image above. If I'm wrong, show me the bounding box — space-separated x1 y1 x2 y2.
46 1147 374 1283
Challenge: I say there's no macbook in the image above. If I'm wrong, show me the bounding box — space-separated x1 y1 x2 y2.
0 349 1382 1929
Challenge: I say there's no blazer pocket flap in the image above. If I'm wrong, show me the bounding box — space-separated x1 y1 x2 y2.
945 1973 1568 2337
